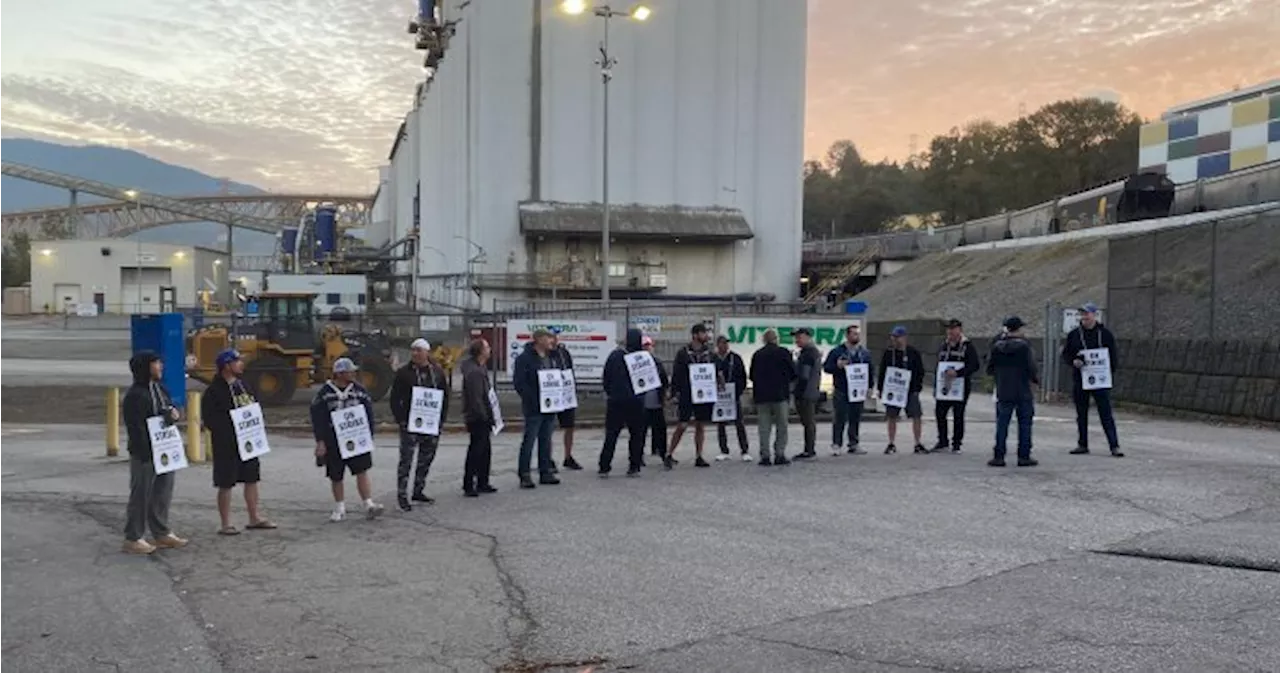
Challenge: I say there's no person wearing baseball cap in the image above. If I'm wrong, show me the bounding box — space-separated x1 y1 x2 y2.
512 328 561 488
791 328 822 460
668 323 715 468
201 349 277 536
931 319 981 454
878 326 927 455
1061 301 1123 457
311 357 385 521
987 316 1039 467
388 338 449 511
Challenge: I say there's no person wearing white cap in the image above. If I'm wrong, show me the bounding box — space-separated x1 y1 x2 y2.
311 357 384 522
388 338 449 511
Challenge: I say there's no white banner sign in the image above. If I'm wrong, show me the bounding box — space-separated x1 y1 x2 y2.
712 385 738 422
538 370 566 414
559 369 579 410
1080 347 1113 391
716 316 864 393
845 363 869 402
935 362 966 402
147 416 188 475
688 363 718 405
332 405 374 460
488 388 504 436
408 386 444 436
881 366 912 409
231 402 271 462
624 351 661 394
505 320 617 381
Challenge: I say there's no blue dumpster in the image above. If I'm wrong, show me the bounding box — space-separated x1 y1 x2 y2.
131 313 187 408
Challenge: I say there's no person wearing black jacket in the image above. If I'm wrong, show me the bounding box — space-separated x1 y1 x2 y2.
599 328 649 477
712 335 751 461
388 338 450 511
932 319 982 454
548 331 583 471
202 349 276 536
640 336 671 465
669 323 716 468
121 351 186 555
512 331 561 488
311 358 384 521
749 329 795 466
460 339 498 497
1061 302 1124 457
823 324 875 455
987 316 1040 467
877 326 927 455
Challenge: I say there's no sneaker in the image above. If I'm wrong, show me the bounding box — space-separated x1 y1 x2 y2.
1070 446 1090 455
563 456 584 470
831 445 843 457
329 509 346 523
122 539 156 555
398 496 412 512
626 468 641 478
847 444 867 455
930 441 949 453
598 469 610 479
741 453 753 462
715 453 730 462
884 443 897 455
478 484 498 494
519 475 536 489
1110 448 1125 458
662 456 674 471
695 457 711 468
1016 458 1039 467
913 444 929 454
411 492 434 504
152 533 188 549
774 456 791 466
987 458 1006 467
794 451 816 460
365 503 385 520
951 446 962 454
539 474 561 485
463 488 479 498
758 457 773 467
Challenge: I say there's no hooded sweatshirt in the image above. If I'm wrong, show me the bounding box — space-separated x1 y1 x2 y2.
459 356 494 426
122 352 175 459
602 328 646 403
987 335 1040 402
513 341 557 416
794 341 823 401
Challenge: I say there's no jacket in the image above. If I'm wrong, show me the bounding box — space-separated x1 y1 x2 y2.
201 375 257 455
671 342 714 403
310 380 375 449
549 344 574 371
459 357 494 426
988 335 1040 402
1061 323 1118 388
936 337 981 400
713 350 748 398
878 345 925 394
602 328 647 404
512 342 556 416
749 343 796 404
389 360 449 428
794 343 823 401
823 341 875 394
122 353 175 459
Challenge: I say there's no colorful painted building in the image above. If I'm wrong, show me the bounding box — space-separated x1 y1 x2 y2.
1138 80 1280 184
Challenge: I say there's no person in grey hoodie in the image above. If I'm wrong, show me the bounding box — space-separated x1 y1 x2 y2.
986 316 1040 467
460 339 498 497
121 351 187 555
792 328 823 459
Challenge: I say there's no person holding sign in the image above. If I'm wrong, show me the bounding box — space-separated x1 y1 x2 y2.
202 349 277 536
712 335 752 462
669 323 716 468
121 351 187 555
599 328 651 477
1061 302 1123 457
987 316 1040 467
639 336 671 466
388 339 450 511
931 319 981 454
460 339 498 497
823 324 874 456
877 326 926 455
311 358 385 522
548 329 584 472
512 329 562 489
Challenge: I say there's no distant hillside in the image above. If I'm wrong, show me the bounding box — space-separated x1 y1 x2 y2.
1 138 275 253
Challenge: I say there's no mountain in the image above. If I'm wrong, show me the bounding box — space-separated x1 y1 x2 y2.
1 138 276 253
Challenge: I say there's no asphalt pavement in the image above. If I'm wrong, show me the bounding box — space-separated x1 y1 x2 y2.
3 394 1278 673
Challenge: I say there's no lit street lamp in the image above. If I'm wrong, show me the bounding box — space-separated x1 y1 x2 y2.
559 1 650 302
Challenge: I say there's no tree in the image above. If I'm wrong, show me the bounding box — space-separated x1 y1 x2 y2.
2 233 32 288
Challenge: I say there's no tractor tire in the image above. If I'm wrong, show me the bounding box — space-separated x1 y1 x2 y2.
358 356 395 402
244 354 298 407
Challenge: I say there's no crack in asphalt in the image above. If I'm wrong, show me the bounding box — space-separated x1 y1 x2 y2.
1090 549 1280 573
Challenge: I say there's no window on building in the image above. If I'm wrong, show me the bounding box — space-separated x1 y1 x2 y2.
357 293 367 306
608 262 628 277
326 293 340 305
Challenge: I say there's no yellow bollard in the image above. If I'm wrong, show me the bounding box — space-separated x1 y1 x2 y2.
186 391 204 463
106 387 120 457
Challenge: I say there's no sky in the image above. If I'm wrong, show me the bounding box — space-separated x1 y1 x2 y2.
2 0 1278 193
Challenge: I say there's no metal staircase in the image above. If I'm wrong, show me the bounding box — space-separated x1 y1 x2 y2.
802 243 882 304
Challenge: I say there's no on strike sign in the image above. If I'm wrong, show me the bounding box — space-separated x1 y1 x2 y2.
505 320 617 381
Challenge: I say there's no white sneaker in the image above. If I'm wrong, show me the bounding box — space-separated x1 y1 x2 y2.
831 445 843 457
365 502 385 520
741 453 753 462
715 454 730 462
329 509 345 523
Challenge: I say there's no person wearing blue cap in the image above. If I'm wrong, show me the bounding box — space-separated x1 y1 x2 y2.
311 357 385 521
877 326 926 455
1060 302 1123 457
201 349 277 535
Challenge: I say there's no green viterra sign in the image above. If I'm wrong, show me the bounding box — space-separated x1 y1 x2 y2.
716 316 864 390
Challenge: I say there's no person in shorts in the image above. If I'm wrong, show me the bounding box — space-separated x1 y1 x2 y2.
877 326 926 455
668 323 715 468
310 358 385 522
202 349 277 536
548 328 583 471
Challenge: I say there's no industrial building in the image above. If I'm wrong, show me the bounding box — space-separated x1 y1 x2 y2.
29 239 228 314
368 0 808 309
1139 79 1280 183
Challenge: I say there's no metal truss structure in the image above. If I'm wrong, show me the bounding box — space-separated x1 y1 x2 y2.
1 161 373 240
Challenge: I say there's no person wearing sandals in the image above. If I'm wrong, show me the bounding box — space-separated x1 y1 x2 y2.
121 351 187 554
202 349 278 536
311 358 385 522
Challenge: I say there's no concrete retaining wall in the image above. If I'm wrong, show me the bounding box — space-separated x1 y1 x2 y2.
1113 338 1280 421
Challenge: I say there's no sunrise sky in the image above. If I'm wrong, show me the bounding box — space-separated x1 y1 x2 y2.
2 0 1277 193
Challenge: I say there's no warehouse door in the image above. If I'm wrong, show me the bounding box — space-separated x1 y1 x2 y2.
120 268 173 314
53 283 81 313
